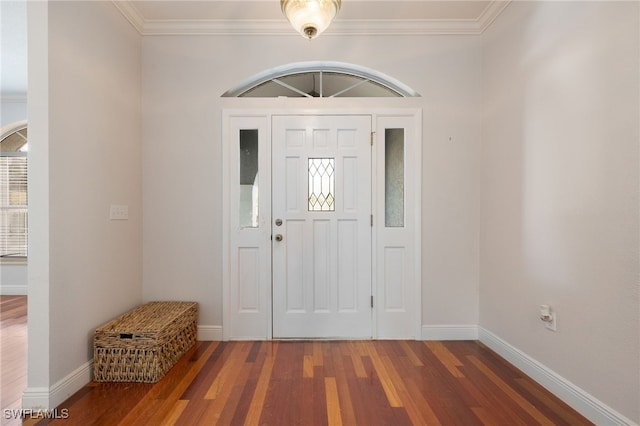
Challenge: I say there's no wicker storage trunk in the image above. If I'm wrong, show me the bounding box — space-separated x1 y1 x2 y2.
93 301 198 383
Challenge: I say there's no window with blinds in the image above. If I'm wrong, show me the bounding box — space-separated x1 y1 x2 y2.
0 124 28 259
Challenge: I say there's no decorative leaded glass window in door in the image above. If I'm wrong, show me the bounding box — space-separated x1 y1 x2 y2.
308 158 335 211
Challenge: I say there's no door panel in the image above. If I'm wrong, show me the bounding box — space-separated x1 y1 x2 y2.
226 117 270 339
375 116 420 338
272 115 372 338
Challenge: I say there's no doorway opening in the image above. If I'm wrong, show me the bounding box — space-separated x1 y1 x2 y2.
223 109 421 340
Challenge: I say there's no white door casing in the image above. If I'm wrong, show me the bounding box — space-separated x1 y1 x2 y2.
223 109 421 341
271 115 373 338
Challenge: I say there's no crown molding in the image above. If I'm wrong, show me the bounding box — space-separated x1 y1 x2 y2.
142 19 292 36
328 19 485 36
476 0 511 32
111 0 145 34
113 1 510 36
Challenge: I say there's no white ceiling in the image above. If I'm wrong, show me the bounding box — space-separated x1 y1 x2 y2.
0 0 510 97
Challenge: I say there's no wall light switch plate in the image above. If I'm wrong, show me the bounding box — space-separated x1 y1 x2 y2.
109 204 129 220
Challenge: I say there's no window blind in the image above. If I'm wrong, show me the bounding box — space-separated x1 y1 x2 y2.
0 155 28 258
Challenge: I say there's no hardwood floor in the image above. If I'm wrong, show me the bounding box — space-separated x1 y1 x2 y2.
1 297 592 425
0 295 28 426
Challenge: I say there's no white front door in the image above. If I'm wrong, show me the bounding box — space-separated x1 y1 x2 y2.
272 115 372 338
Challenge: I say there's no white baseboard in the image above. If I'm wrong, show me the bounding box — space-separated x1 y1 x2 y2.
22 360 92 410
198 325 223 341
22 325 222 410
0 285 28 295
479 327 637 426
20 387 50 410
421 324 479 340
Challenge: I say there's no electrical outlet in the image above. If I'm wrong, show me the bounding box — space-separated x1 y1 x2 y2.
545 312 557 331
109 204 129 220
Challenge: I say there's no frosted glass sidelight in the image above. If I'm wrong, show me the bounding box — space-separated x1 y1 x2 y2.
239 129 259 228
308 158 335 211
385 129 404 227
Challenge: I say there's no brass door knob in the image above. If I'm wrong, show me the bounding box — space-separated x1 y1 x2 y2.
275 234 283 242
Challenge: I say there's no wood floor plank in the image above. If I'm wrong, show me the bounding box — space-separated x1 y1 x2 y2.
312 341 324 367
160 399 189 426
227 343 268 425
379 347 435 425
244 342 277 426
468 354 556 424
460 364 533 425
514 377 588 426
399 340 424 367
425 340 465 378
365 342 403 408
337 349 369 425
303 354 314 378
457 368 528 426
403 374 444 425
320 342 335 378
118 342 218 425
355 356 406 425
179 342 228 400
201 345 255 424
330 345 356 426
345 342 368 379
214 374 250 425
311 365 329 425
324 377 343 426
175 399 215 426
472 406 515 425
204 341 251 400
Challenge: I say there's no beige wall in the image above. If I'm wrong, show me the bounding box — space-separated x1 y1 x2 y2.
480 1 639 422
140 35 482 328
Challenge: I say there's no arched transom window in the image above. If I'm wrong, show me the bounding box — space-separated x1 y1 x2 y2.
223 62 420 98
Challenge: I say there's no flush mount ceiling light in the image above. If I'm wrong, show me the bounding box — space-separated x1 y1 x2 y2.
281 0 342 40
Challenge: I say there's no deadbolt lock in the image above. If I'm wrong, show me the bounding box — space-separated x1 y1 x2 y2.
275 218 283 226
